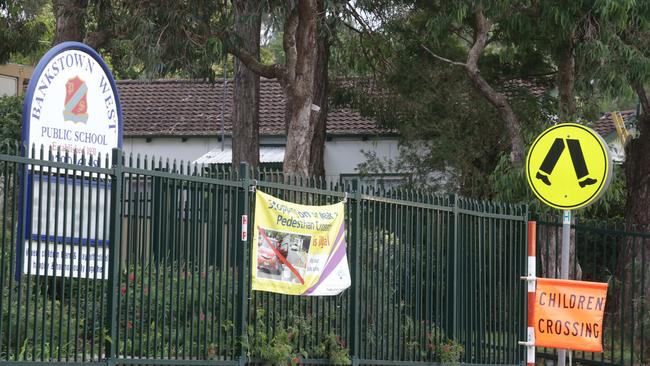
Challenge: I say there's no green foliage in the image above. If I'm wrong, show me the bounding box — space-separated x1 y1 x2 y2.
261 30 285 65
0 95 22 145
0 260 237 361
313 333 351 365
424 326 463 363
104 1 226 79
244 309 296 365
116 263 237 358
402 320 464 363
337 0 649 213
347 74 550 197
0 0 50 64
333 0 560 197
243 307 350 365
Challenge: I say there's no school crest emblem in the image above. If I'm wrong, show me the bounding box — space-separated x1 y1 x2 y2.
63 76 89 123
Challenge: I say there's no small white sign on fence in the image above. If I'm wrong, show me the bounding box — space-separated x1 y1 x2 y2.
23 242 109 279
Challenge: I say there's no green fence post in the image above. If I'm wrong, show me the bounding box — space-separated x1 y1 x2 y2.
522 204 530 363
238 162 251 366
349 179 361 365
106 148 124 365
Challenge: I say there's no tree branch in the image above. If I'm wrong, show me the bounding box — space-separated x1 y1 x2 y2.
224 33 282 79
341 2 397 72
453 29 473 46
341 20 363 34
463 8 525 165
345 2 374 34
420 43 466 66
466 9 490 72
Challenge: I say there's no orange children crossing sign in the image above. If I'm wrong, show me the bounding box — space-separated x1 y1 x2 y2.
526 123 613 209
534 278 608 352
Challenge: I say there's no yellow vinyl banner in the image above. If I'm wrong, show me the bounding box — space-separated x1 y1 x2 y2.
251 190 351 296
534 278 608 352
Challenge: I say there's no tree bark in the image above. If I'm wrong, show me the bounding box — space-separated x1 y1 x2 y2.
308 0 330 179
539 221 559 279
622 88 650 345
231 0 261 170
464 9 525 165
223 1 321 177
281 0 318 177
556 40 576 122
52 0 88 45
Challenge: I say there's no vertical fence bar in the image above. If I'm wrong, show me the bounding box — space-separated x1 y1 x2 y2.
0 154 9 358
523 221 537 366
237 162 250 366
349 179 361 365
6 149 19 360
106 148 123 365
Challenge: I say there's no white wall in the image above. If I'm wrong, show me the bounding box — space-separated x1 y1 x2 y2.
324 137 399 178
124 135 400 177
123 137 227 163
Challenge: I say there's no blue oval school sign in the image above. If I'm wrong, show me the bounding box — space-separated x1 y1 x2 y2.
22 42 122 164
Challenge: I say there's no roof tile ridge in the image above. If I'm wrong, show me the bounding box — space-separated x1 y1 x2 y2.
116 78 213 84
116 77 280 85
599 109 637 117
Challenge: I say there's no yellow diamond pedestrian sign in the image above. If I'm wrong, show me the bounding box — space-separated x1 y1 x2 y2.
526 123 613 210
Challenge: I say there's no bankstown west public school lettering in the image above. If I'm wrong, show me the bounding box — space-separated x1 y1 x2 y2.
27 45 120 166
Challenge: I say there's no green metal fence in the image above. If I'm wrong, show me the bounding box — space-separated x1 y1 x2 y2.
536 216 649 366
0 145 529 365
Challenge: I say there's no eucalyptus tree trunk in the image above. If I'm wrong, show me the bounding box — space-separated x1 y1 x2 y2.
280 1 318 177
557 42 576 123
622 94 650 353
52 0 87 44
308 0 330 179
225 1 320 178
232 0 261 170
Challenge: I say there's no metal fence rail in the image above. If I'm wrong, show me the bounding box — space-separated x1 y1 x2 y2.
0 146 531 365
536 216 649 366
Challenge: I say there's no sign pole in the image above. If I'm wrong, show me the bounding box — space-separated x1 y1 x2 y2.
526 221 537 366
557 209 571 366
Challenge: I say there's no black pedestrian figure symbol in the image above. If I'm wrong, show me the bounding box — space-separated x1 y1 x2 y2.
536 138 598 188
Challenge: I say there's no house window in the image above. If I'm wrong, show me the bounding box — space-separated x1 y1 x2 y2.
0 75 18 97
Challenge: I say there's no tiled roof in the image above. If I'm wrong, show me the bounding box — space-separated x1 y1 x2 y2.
116 79 393 137
592 110 636 136
501 78 550 99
